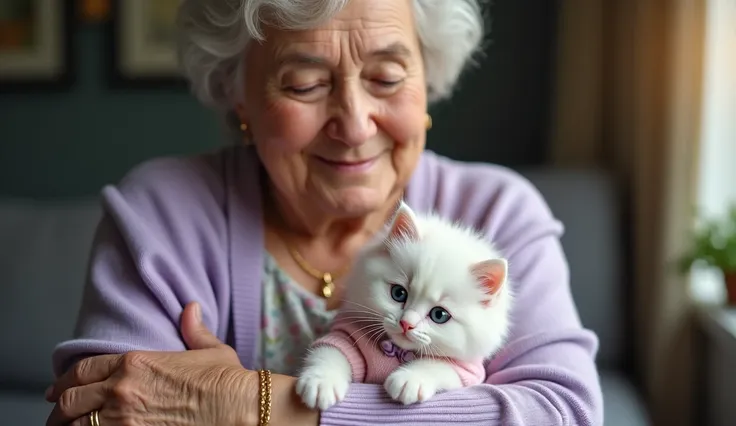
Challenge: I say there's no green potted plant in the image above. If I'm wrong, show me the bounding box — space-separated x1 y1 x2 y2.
678 205 736 305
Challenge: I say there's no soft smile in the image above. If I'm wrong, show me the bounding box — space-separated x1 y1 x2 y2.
315 155 379 173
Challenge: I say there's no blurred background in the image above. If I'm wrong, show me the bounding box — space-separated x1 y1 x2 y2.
0 1 734 425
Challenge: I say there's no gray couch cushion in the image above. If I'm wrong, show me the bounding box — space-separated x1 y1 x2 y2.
0 392 53 425
521 170 626 369
600 371 650 426
0 199 101 391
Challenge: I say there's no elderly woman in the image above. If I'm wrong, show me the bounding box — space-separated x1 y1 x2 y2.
45 0 603 425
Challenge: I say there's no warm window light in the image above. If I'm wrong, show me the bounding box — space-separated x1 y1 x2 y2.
691 0 736 303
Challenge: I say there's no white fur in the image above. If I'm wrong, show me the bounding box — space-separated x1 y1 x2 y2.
384 359 463 405
297 202 512 408
350 203 512 362
295 346 352 410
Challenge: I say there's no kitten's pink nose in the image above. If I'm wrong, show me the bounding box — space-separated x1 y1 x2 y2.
400 320 414 333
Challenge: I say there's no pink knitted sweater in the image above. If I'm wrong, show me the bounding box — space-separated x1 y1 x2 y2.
313 313 486 386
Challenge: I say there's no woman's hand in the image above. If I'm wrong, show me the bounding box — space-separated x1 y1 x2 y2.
45 303 257 426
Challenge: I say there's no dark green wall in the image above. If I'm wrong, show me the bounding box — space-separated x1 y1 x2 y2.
0 1 557 199
427 0 558 167
0 26 221 199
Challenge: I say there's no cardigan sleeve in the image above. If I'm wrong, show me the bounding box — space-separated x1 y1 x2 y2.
51 156 231 376
318 163 603 426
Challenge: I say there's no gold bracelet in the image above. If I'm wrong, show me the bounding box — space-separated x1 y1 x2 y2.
258 369 272 426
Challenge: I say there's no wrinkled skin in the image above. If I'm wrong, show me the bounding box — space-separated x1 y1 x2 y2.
45 303 257 426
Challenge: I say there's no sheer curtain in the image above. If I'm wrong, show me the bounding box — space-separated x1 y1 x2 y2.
549 1 707 425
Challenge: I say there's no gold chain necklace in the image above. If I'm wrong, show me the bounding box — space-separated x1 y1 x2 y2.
281 195 405 299
286 246 350 299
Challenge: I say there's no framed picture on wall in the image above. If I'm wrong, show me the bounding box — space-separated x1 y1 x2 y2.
0 0 74 92
109 0 186 88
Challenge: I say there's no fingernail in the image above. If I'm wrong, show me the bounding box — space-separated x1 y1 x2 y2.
194 302 202 322
45 385 53 399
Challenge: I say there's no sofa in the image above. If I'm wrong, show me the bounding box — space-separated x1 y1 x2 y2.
0 168 650 425
523 170 651 426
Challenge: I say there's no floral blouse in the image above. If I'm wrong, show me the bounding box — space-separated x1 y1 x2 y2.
253 253 337 375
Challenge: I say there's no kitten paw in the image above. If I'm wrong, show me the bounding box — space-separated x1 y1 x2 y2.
296 368 350 410
384 367 438 405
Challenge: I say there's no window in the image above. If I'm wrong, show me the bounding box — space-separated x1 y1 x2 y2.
690 0 736 303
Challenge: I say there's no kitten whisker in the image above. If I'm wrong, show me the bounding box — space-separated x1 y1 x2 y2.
409 331 431 347
346 323 384 341
432 345 463 368
355 326 386 349
342 305 381 315
337 315 382 322
436 346 452 359
341 300 383 316
419 343 434 361
432 346 445 362
365 328 388 351
351 329 386 351
395 268 409 283
341 308 382 318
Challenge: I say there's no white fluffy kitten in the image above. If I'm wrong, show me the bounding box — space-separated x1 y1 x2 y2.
296 202 512 410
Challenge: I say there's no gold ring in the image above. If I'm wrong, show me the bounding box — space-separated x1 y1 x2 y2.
89 410 100 426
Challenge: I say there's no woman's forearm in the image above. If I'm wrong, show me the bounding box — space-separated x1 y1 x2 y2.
272 374 321 426
318 328 602 426
320 381 597 426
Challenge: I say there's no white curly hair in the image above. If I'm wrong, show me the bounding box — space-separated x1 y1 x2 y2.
176 0 486 133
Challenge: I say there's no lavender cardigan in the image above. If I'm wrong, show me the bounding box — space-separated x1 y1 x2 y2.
52 146 603 426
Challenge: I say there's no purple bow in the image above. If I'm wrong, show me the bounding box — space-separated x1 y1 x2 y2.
380 339 416 363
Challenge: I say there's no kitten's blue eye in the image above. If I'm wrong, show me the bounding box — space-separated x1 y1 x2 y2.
390 284 408 303
429 307 451 324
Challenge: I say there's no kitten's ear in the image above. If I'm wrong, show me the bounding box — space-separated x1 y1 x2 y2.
471 258 508 298
386 202 419 243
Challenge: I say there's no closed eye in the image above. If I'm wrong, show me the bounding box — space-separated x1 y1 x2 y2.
375 79 402 86
285 81 333 94
286 85 322 94
289 86 315 94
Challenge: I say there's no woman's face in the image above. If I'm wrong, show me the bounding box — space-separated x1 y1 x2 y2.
236 0 427 218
